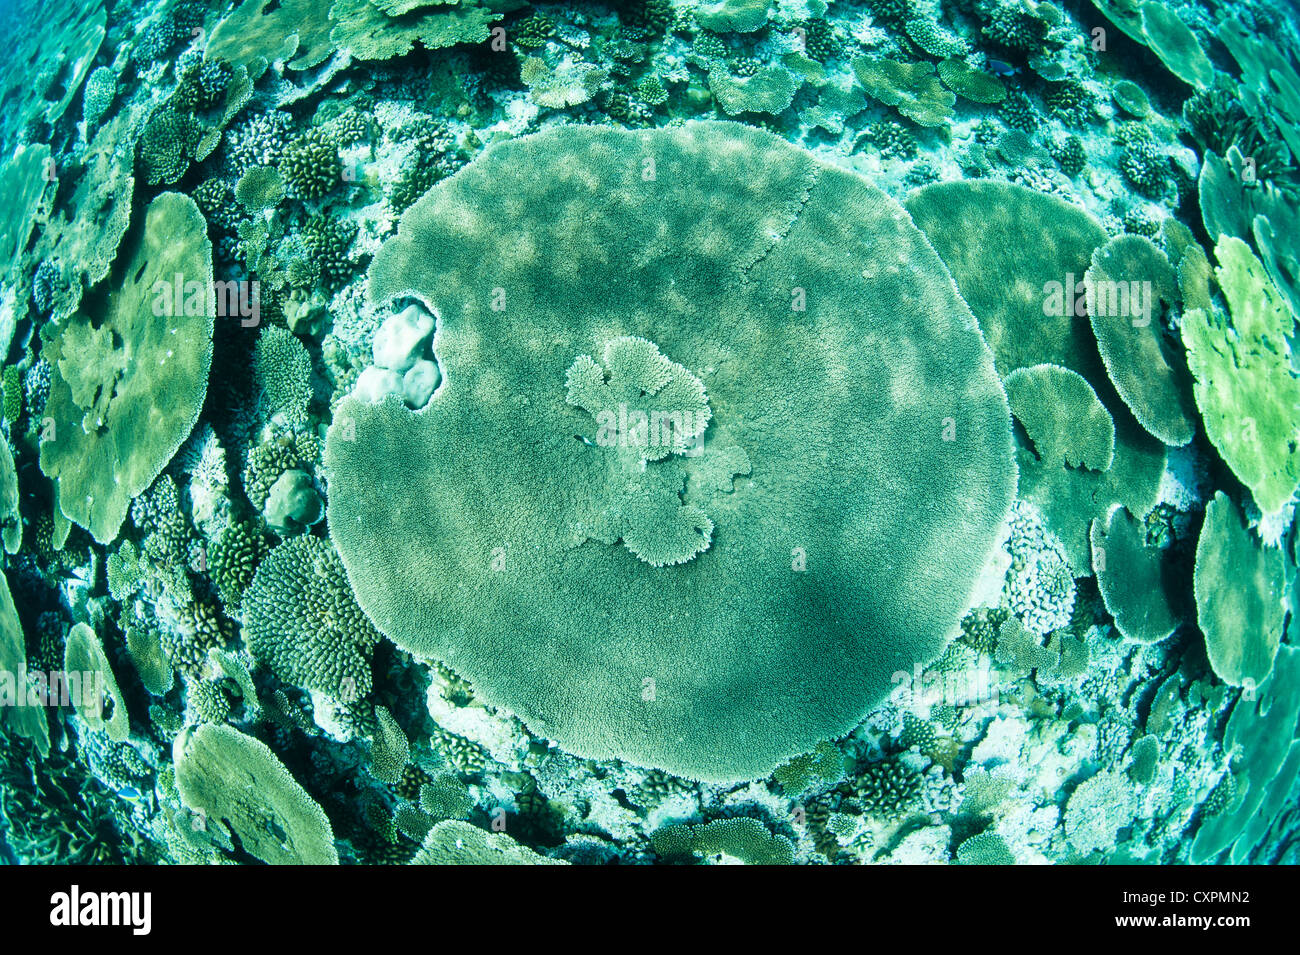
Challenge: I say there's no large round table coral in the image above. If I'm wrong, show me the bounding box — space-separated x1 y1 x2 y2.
326 121 1015 782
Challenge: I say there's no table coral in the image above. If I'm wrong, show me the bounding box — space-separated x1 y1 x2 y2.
327 121 1015 782
39 192 214 545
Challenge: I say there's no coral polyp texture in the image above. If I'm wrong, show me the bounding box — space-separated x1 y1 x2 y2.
1 0 1299 870
327 121 1016 782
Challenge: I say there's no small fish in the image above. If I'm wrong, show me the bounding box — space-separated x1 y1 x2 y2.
986 58 1019 77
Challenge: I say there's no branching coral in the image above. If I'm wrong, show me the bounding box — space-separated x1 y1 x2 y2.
81 66 116 130
1065 770 1136 856
254 327 313 428
225 112 295 174
207 519 269 612
243 430 321 511
1119 130 1172 198
278 130 341 200
138 108 201 185
243 535 381 703
1005 502 1076 637
853 757 924 821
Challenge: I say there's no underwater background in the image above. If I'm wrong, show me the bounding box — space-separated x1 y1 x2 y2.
0 0 1298 866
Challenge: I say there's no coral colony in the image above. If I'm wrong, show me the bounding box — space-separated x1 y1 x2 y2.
0 0 1297 865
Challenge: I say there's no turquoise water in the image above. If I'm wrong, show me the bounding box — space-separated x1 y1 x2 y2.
0 0 1298 865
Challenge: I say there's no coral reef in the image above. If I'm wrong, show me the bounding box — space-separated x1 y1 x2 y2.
1 0 1297 870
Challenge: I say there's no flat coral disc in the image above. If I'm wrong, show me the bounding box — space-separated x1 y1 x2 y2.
326 121 1015 782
